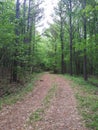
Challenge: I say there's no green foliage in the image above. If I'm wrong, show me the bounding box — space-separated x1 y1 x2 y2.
0 0 44 83
0 0 98 104
41 0 98 76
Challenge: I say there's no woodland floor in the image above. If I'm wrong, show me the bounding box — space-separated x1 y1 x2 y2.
0 73 88 130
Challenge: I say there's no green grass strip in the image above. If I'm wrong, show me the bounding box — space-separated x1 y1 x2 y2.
28 84 57 124
64 75 98 130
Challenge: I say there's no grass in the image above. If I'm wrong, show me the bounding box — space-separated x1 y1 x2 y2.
89 76 98 87
43 84 57 107
28 84 57 124
29 108 44 122
0 73 41 110
64 75 98 130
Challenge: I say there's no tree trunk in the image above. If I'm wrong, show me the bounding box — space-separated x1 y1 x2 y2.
61 30 64 74
27 0 31 32
53 40 57 73
69 0 73 75
12 0 20 82
83 0 88 81
60 8 65 74
23 0 26 35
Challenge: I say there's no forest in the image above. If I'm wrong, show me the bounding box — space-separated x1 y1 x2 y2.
0 0 98 129
0 0 98 82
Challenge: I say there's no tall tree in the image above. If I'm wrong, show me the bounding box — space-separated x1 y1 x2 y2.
69 0 73 75
23 0 26 35
82 0 88 80
59 1 65 74
12 0 20 82
53 0 66 74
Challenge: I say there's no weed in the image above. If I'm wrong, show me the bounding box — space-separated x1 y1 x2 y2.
0 73 41 110
64 75 98 130
43 84 57 107
29 108 44 122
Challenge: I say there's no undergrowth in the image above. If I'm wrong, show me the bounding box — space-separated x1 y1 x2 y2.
64 75 98 130
0 73 41 110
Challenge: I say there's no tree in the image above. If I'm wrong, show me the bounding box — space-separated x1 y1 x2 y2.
69 0 73 75
12 0 20 82
44 24 60 73
59 1 66 74
53 0 66 74
82 0 88 80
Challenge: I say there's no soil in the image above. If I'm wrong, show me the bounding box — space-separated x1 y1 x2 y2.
0 73 88 130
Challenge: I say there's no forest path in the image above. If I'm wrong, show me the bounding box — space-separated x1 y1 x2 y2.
0 73 87 130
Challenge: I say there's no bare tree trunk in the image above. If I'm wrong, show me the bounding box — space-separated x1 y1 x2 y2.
60 24 65 74
60 3 65 74
83 0 88 81
69 0 73 75
12 0 20 82
54 40 58 73
23 0 26 35
32 16 36 53
27 0 31 32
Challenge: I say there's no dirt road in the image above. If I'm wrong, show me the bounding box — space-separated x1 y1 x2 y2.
0 73 87 130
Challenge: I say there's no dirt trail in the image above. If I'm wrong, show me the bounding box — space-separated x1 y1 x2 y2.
0 73 87 130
